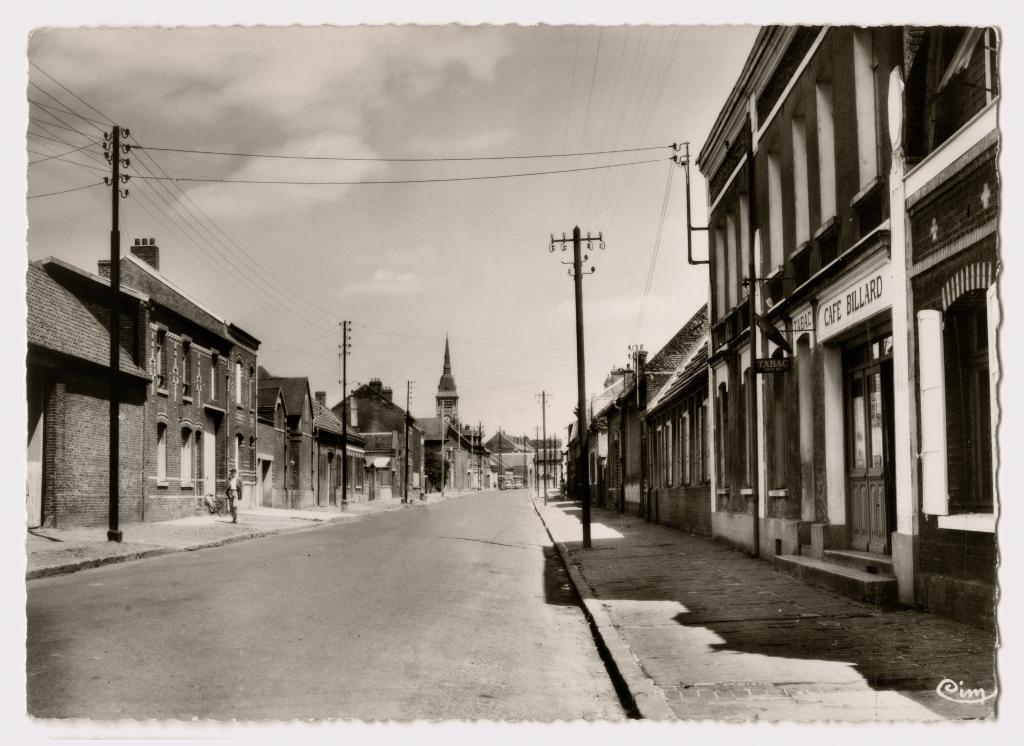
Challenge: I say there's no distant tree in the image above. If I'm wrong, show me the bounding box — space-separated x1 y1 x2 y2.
424 449 443 490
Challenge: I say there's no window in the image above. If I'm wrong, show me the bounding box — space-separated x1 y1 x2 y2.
767 153 784 273
791 117 810 247
234 360 243 406
234 433 242 471
700 399 709 483
156 423 167 484
715 226 728 319
681 411 691 486
742 368 753 488
249 366 255 410
665 421 673 487
156 330 168 389
181 343 192 398
210 354 219 400
769 350 788 489
739 195 750 301
853 29 878 188
717 383 729 483
726 210 739 310
815 82 837 221
945 290 993 513
181 427 194 487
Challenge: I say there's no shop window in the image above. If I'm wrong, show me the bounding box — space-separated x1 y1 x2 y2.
944 289 993 513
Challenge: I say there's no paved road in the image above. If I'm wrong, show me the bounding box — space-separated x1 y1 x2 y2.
27 490 625 721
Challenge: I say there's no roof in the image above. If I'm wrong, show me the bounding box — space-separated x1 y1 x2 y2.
418 416 444 441
257 385 285 423
362 432 395 452
313 400 345 436
486 431 536 454
647 341 710 416
119 253 260 352
437 336 457 393
27 260 149 379
258 376 310 418
589 376 627 420
644 304 710 404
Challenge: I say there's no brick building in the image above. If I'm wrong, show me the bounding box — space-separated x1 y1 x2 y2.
26 258 150 527
697 26 999 627
99 239 260 520
645 321 711 536
255 382 287 507
343 378 425 500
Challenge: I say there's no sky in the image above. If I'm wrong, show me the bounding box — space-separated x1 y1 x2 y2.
25 23 758 439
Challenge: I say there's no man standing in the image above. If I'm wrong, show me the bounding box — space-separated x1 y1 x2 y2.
226 468 242 524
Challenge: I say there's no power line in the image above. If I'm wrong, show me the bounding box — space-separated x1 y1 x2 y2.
30 61 115 125
28 181 104 199
132 142 672 163
630 159 675 345
28 141 100 164
126 157 667 187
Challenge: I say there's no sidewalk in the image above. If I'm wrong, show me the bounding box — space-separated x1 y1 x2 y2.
533 498 998 722
27 492 461 580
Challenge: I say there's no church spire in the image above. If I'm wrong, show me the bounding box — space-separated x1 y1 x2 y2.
436 336 459 422
443 335 452 374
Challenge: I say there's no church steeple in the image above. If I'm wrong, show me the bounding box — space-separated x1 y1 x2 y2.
436 335 459 423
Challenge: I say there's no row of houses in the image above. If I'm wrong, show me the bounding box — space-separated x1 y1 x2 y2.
567 25 1000 631
25 239 465 526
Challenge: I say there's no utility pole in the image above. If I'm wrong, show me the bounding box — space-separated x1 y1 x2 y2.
550 227 604 548
478 421 483 490
339 321 350 511
103 125 130 543
497 426 503 490
536 391 550 504
404 380 413 503
535 426 540 498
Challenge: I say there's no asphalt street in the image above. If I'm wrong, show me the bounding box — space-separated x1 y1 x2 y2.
27 489 625 721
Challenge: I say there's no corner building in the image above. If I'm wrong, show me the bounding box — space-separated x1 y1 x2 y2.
697 26 999 628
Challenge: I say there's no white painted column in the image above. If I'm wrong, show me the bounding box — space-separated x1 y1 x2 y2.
753 231 767 519
822 346 846 525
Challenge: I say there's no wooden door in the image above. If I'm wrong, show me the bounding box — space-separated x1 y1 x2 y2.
845 337 895 554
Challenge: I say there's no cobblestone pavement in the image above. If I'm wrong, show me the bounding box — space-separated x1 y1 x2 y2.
26 493 466 578
535 499 998 722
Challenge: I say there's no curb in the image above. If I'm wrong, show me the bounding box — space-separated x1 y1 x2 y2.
530 499 676 721
27 492 463 580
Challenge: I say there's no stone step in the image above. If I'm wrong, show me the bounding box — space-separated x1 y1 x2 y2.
799 543 812 557
822 549 895 578
774 554 899 607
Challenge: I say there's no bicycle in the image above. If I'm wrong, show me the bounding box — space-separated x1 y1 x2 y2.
202 494 227 517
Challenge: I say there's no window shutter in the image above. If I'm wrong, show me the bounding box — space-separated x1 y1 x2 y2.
917 310 948 515
987 283 1000 509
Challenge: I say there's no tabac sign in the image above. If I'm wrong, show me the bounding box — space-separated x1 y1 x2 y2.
816 259 893 343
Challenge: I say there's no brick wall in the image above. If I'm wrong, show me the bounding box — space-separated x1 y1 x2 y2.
37 366 146 527
655 485 712 537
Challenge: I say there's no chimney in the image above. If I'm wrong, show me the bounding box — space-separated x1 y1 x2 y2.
315 391 326 407
382 386 393 403
97 259 111 279
130 237 160 271
368 378 384 395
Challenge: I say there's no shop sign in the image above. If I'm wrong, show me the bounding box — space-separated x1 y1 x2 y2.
756 357 791 374
792 308 814 334
816 261 892 342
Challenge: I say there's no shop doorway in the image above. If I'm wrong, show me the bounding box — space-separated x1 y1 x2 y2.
844 334 896 554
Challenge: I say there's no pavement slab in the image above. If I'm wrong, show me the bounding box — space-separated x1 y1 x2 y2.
533 498 998 722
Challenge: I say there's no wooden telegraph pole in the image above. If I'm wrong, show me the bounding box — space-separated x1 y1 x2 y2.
550 227 604 548
104 125 130 543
